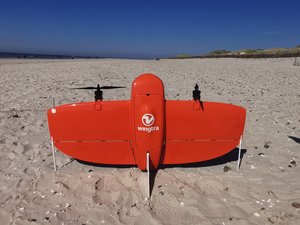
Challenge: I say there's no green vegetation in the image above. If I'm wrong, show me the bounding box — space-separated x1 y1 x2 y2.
175 54 193 59
208 49 231 55
233 49 262 54
173 46 300 59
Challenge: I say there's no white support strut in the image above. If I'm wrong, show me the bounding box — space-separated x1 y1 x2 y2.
237 136 242 171
51 136 57 172
146 152 150 198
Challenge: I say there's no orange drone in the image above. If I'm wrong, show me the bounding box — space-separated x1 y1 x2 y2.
47 74 246 194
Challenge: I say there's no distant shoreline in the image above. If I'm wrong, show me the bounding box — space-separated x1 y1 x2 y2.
2 48 300 60
0 52 103 60
0 52 156 60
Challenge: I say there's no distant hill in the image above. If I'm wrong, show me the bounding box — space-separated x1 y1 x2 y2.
173 45 300 59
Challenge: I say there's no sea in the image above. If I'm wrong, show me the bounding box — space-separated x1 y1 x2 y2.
0 52 97 59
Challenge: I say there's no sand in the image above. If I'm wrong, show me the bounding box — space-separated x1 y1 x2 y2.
0 58 299 225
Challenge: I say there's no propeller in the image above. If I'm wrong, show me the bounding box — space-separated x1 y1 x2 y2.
72 84 126 90
72 84 126 101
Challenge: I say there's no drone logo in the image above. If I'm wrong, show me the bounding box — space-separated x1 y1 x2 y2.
142 114 155 126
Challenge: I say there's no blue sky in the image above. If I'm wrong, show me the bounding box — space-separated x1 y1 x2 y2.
0 0 299 58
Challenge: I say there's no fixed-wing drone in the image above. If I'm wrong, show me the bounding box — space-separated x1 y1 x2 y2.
47 74 246 195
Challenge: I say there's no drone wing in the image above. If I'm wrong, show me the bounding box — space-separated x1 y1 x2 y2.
47 101 135 165
162 101 246 165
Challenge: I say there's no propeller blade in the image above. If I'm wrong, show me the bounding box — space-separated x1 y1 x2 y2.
71 87 97 90
71 85 126 90
100 86 126 89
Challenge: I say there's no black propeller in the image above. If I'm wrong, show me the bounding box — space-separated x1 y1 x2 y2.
72 84 126 90
72 84 126 101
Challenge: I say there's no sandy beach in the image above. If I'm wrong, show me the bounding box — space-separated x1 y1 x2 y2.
0 58 299 225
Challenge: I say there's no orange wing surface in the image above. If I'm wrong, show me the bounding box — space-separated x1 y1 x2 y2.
162 101 246 165
47 101 136 165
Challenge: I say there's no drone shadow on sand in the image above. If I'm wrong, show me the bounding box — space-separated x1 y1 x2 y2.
161 147 247 169
77 147 247 197
288 136 300 144
149 147 247 195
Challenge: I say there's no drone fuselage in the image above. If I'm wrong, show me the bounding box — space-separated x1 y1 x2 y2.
131 74 165 170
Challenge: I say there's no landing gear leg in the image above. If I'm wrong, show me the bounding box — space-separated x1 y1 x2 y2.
146 152 150 198
237 136 242 171
51 136 57 172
